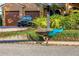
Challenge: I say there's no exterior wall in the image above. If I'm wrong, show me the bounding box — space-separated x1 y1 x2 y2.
65 3 79 10
25 11 40 19
65 3 79 14
69 3 79 8
23 4 40 11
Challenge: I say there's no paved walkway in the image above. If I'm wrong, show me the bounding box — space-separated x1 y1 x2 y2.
42 41 79 46
0 26 27 32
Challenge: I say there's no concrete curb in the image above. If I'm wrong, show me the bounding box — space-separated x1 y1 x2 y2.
16 41 79 46
42 41 79 46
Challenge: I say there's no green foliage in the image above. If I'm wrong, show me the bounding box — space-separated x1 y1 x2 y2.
50 30 79 41
33 14 65 28
63 13 79 29
50 14 65 28
50 13 79 29
61 30 79 37
50 4 65 11
26 30 44 41
33 13 79 29
33 16 47 28
26 30 39 40
50 14 64 19
71 10 79 13
51 4 60 10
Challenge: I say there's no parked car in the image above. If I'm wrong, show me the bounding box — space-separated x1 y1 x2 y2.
17 15 35 27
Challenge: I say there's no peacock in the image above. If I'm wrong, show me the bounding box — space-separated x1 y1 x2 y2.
48 26 64 37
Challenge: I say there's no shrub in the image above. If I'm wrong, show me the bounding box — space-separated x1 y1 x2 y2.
51 13 79 29
33 14 65 28
70 13 79 29
33 13 79 29
50 14 65 28
33 16 47 28
63 13 79 29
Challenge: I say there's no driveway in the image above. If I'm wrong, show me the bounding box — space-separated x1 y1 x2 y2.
0 43 79 56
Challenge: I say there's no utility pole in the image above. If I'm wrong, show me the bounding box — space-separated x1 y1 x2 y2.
46 4 51 31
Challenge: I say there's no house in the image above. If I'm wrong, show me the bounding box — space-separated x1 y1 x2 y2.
65 3 79 10
1 3 43 26
54 3 79 10
64 3 79 14
49 3 79 15
1 3 79 26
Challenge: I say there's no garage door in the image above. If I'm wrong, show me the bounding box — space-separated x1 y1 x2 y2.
25 11 40 19
5 11 19 26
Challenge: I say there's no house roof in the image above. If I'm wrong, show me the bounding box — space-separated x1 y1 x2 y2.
20 3 40 11
0 3 40 11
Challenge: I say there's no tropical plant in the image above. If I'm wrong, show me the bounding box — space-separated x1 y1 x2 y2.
50 14 65 28
51 14 79 29
33 13 79 29
33 14 65 29
33 16 47 28
63 13 79 29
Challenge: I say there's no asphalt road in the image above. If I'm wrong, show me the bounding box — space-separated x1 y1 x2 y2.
0 43 79 56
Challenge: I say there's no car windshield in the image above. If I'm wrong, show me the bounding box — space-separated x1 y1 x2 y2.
21 16 32 21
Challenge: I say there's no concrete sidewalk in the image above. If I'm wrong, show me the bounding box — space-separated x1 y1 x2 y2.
0 27 27 32
42 41 79 46
20 41 79 46
16 41 79 46
0 38 79 46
